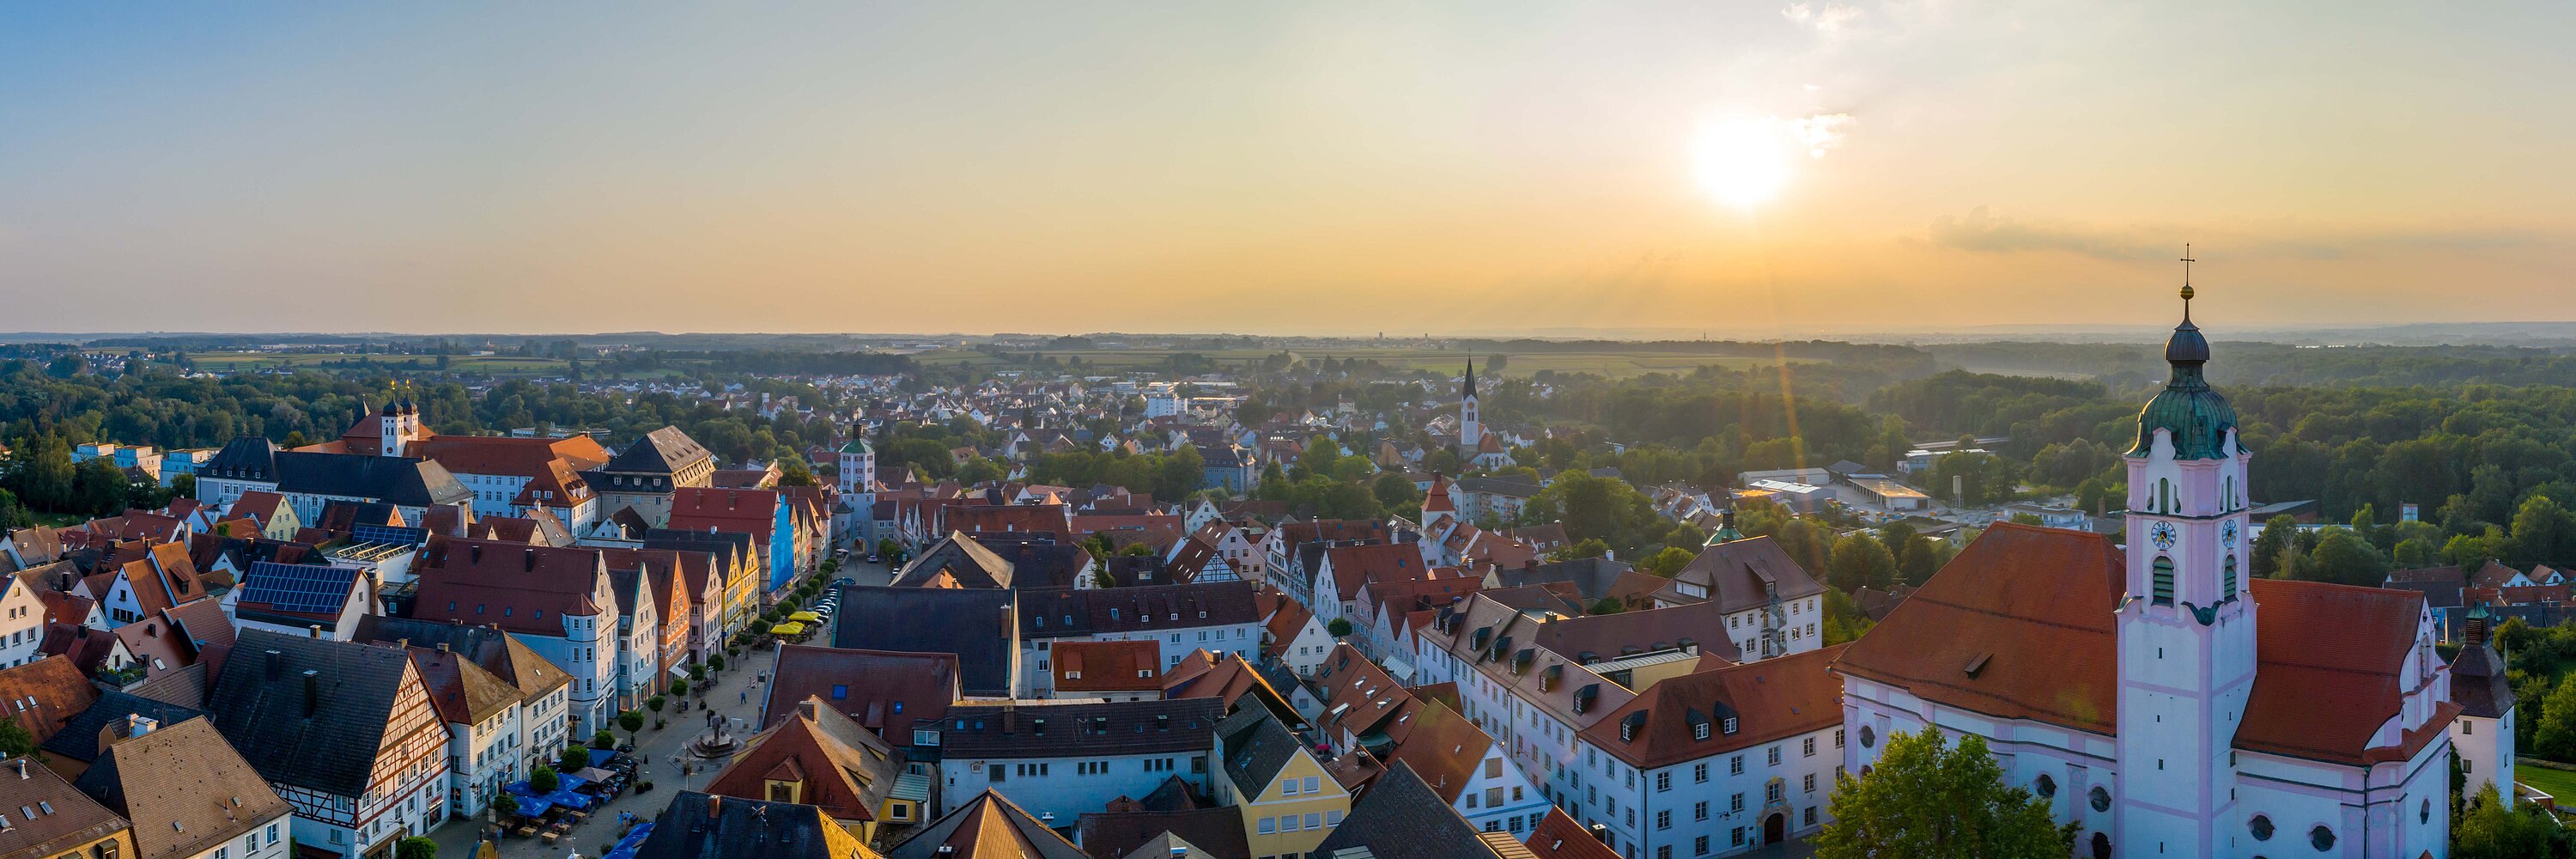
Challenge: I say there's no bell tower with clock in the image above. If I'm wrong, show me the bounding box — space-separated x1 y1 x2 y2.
2114 251 2257 856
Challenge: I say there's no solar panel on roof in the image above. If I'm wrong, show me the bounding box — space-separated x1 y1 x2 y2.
241 561 360 615
351 524 428 546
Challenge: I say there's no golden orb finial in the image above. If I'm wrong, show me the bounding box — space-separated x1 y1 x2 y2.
2180 284 2195 302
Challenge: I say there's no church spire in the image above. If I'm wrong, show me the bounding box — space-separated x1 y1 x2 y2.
2130 245 2237 460
1463 359 1476 399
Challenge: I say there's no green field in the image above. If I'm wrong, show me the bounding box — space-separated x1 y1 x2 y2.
916 347 1812 379
2517 763 2576 801
190 352 571 375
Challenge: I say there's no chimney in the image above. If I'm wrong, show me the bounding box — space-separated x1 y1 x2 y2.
799 699 821 723
438 642 451 652
307 624 321 639
264 649 283 680
301 669 320 717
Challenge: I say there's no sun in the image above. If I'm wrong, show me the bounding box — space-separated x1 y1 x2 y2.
1692 116 1795 210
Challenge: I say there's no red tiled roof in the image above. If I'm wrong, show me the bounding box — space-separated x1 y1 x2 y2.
1526 809 1621 859
1830 523 2123 734
2238 578 2440 765
1053 640 1163 693
1585 644 1847 769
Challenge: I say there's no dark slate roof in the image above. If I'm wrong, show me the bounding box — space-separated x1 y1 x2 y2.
40 691 210 765
643 529 751 568
606 427 713 476
1077 807 1249 859
892 533 1017 588
939 698 1222 759
270 451 471 508
200 436 280 482
1665 535 1826 614
1018 582 1260 642
970 537 1094 590
829 585 1019 698
1214 705 1301 795
635 792 853 859
350 615 574 699
205 628 419 798
1308 761 1501 859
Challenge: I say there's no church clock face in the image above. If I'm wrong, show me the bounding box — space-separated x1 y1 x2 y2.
2221 521 2239 547
2149 521 2178 551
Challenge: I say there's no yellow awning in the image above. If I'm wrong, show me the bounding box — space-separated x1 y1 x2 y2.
787 612 822 622
769 622 805 636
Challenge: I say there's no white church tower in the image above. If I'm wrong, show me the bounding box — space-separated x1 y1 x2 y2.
836 430 877 545
1459 360 1481 453
2115 256 2257 856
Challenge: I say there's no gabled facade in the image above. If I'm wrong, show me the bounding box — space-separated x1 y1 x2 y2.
208 631 449 859
1210 706 1348 858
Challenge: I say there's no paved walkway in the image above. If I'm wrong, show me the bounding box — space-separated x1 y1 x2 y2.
425 559 895 859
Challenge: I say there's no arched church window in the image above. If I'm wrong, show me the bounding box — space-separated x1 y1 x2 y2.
2152 557 2175 606
2223 555 2238 598
2089 832 2111 859
2033 773 2056 798
1859 726 1874 748
2250 814 2273 840
2309 825 2335 851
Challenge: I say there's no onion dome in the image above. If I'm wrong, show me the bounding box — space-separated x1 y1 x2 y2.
2129 277 2239 460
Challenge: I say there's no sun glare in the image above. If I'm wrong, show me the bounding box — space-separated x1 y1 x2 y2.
1693 117 1794 210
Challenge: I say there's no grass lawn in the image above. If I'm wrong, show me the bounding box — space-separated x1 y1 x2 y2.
2515 763 2576 801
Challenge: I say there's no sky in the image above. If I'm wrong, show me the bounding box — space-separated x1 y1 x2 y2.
3 2 2572 337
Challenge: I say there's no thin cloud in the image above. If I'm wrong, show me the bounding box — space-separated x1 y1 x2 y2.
1789 113 1854 157
1782 3 1864 34
1929 206 2556 262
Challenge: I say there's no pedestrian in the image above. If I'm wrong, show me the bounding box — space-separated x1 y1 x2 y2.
739 690 746 704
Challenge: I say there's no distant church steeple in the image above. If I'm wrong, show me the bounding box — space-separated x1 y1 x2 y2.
1459 360 1481 454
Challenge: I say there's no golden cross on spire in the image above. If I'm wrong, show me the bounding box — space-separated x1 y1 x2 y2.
2179 243 2196 302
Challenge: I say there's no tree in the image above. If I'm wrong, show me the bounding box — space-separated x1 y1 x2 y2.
396 836 438 859
2512 495 2576 567
490 790 520 817
2300 529 2386 587
1588 597 1625 615
1372 472 1422 515
647 694 667 713
2250 515 2297 579
669 678 690 697
1549 538 1609 563
167 472 196 501
1327 618 1354 638
592 729 617 749
708 653 726 672
1813 728 2076 859
955 454 1004 484
0 717 34 758
776 457 819 487
1827 534 1897 593
619 710 645 738
2453 783 2573 858
1638 546 1696 577
559 744 591 774
2536 673 2576 763
71 458 126 516
530 765 562 794
1898 538 1941 586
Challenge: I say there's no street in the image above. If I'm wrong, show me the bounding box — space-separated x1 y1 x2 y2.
423 557 902 859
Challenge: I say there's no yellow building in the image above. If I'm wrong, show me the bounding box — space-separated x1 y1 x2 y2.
704 698 913 846
1212 708 1352 859
0 756 137 859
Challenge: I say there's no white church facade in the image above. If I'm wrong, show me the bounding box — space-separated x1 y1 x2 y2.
1832 280 2486 858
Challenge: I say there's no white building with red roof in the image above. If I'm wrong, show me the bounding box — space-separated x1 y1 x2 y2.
1832 287 2459 859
